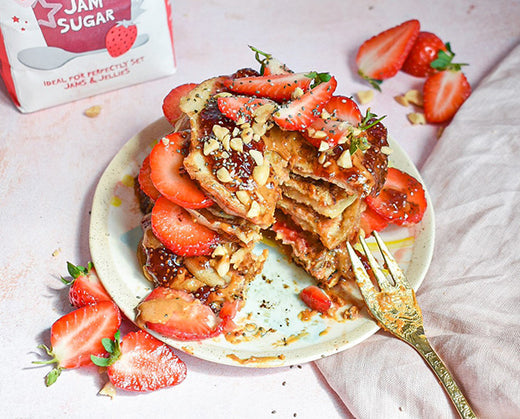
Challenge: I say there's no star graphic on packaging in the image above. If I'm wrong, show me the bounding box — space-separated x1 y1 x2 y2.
32 0 62 29
12 16 21 23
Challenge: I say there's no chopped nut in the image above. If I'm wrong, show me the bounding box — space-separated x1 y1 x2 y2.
84 105 101 118
230 248 247 268
407 112 426 125
216 167 233 183
291 87 304 100
251 122 267 137
356 90 374 105
320 108 331 119
337 150 353 168
394 95 409 107
241 126 254 144
253 163 269 186
318 153 327 164
318 141 330 152
313 130 327 140
98 381 117 399
161 136 170 146
249 149 264 166
252 133 262 142
236 116 247 125
216 255 230 277
232 127 241 137
203 139 220 155
230 137 244 152
221 151 230 159
253 103 275 124
236 190 250 205
213 92 233 98
221 134 231 151
380 146 393 155
212 245 228 258
322 161 332 168
247 200 261 218
405 89 424 107
212 125 230 140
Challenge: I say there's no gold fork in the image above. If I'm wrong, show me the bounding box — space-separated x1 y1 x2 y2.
346 232 477 419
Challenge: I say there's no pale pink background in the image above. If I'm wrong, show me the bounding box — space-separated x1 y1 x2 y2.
1 1 519 418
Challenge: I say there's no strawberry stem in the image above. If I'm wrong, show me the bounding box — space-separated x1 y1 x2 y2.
91 330 122 368
305 71 332 87
249 45 272 73
430 43 468 72
358 70 383 92
33 344 63 386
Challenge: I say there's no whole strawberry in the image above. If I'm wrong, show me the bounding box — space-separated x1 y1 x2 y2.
92 330 187 392
401 31 447 77
105 21 137 57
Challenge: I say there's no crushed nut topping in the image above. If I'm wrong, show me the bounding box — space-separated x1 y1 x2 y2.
216 167 233 183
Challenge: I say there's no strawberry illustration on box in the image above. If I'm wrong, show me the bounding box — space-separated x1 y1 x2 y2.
19 0 146 68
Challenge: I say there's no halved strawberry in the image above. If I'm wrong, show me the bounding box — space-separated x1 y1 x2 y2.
423 69 471 123
300 285 332 313
149 132 212 209
224 72 313 101
401 31 447 77
136 287 229 340
138 155 161 201
34 301 121 386
356 19 420 90
273 74 337 131
162 83 197 126
302 95 362 148
61 262 112 308
249 45 292 75
151 196 220 257
366 167 427 225
217 95 276 123
360 205 389 236
92 330 187 392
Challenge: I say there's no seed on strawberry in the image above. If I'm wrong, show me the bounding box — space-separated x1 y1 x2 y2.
356 19 420 90
105 21 137 58
92 330 187 392
34 301 121 386
61 262 112 308
273 73 337 131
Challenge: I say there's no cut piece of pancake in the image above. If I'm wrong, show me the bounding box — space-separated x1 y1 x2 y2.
271 211 352 288
277 194 364 250
263 121 389 198
181 78 279 228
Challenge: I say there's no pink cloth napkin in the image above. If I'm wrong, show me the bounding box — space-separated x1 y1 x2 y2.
316 43 520 418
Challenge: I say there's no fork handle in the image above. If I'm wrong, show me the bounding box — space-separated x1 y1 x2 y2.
408 333 477 419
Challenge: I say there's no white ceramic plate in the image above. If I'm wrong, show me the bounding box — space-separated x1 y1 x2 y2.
90 118 435 368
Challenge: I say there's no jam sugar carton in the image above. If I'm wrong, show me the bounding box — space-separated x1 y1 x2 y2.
0 0 176 113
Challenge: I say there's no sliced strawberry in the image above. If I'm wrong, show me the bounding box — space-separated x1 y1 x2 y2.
151 196 220 257
366 167 427 226
401 31 447 77
149 132 212 209
360 205 390 236
300 285 332 313
34 301 121 386
273 75 337 131
61 262 112 308
423 70 471 124
138 155 161 201
136 287 227 341
92 330 187 392
162 83 197 126
302 95 362 148
249 45 292 75
224 72 313 101
217 95 276 123
356 19 420 90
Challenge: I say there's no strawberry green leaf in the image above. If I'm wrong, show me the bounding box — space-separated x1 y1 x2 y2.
430 43 468 72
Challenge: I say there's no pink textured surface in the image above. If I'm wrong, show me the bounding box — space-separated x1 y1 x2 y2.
1 1 519 417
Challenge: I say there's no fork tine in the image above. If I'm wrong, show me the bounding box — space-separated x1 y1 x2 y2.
359 235 394 291
346 242 378 300
372 231 409 288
